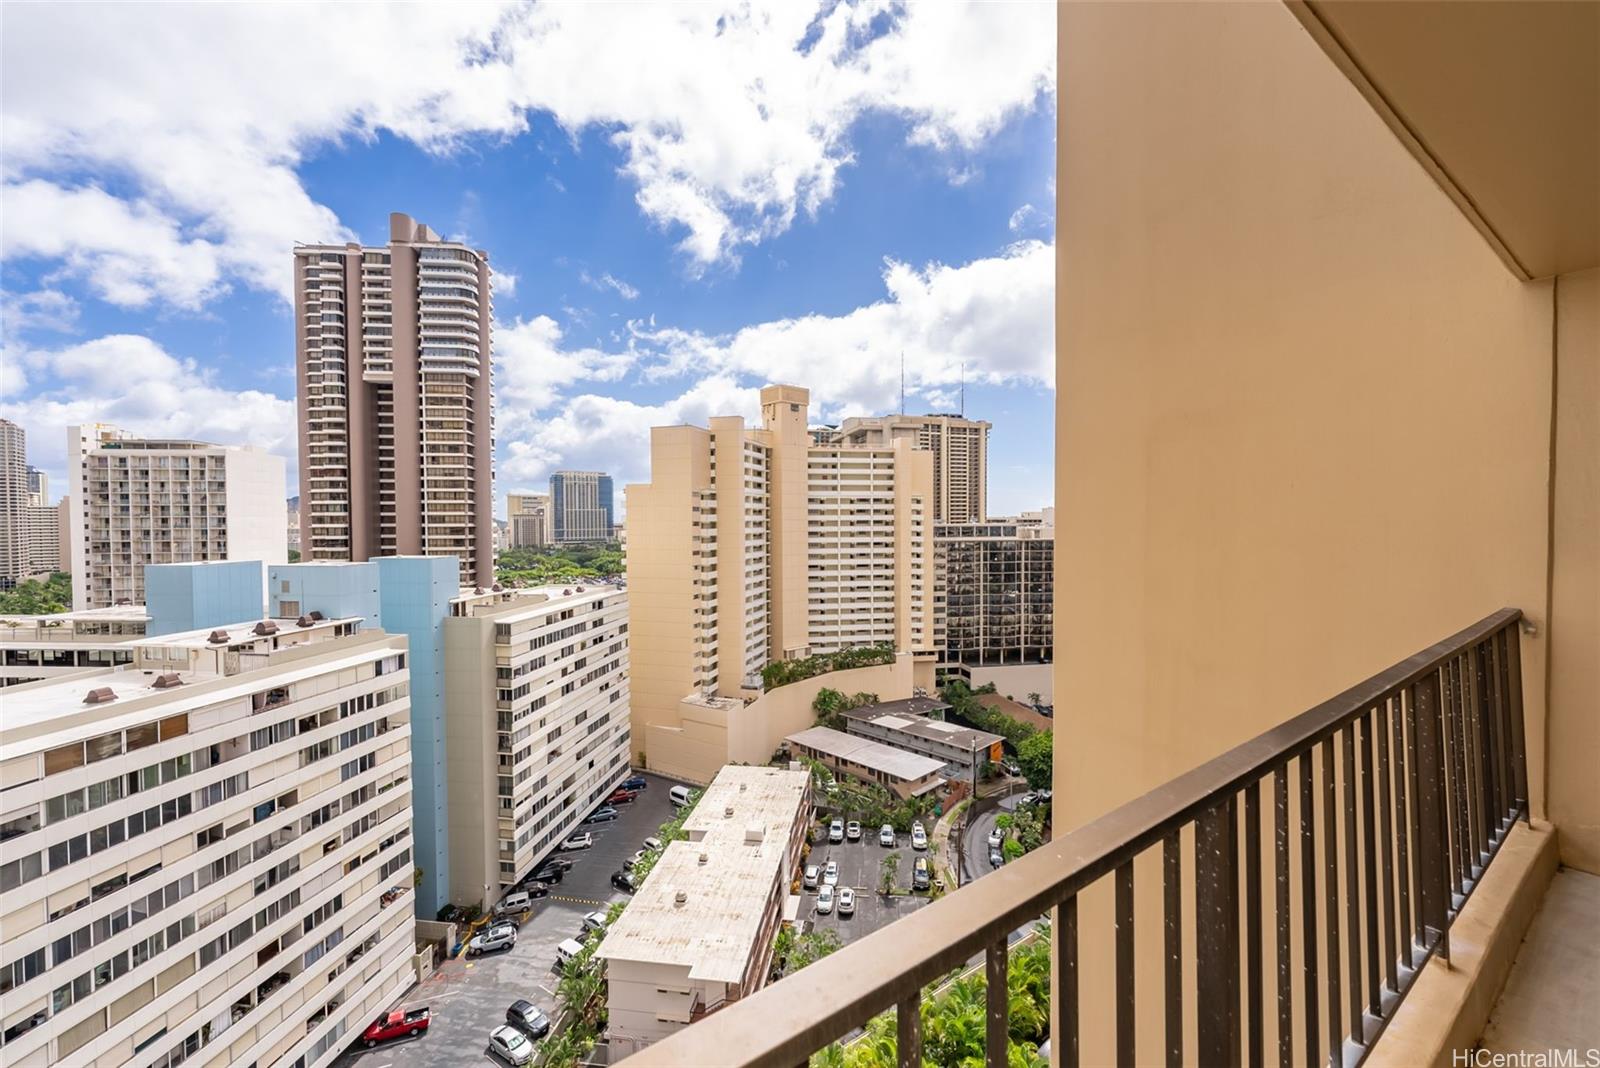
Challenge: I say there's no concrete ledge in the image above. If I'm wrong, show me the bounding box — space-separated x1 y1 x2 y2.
1368 820 1560 1068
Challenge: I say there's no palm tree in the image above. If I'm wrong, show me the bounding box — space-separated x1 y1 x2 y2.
1026 691 1042 708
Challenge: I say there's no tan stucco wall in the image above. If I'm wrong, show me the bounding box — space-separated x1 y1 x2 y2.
1549 268 1600 873
644 657 914 785
1056 0 1553 832
443 613 498 908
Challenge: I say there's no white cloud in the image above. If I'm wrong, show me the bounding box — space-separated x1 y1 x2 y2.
1008 204 1036 232
1 1 1054 305
495 239 1054 489
2 288 79 340
0 334 297 491
493 269 519 297
579 270 640 301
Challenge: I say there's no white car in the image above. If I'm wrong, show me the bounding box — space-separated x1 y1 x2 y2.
837 886 856 916
560 832 594 850
489 1023 535 1066
582 910 609 935
828 818 845 843
879 824 896 847
987 828 1004 850
468 924 517 956
823 860 839 886
642 836 663 852
816 884 835 914
911 822 928 850
845 820 862 841
803 864 820 890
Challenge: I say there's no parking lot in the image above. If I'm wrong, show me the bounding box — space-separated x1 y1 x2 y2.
800 821 933 941
333 774 678 1067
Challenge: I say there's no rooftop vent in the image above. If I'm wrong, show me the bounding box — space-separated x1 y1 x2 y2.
739 783 748 792
83 687 116 705
674 890 688 906
474 586 485 595
296 615 314 628
207 630 230 644
563 588 572 596
114 599 132 606
745 826 764 844
576 586 585 593
492 583 503 592
151 673 182 689
309 610 325 621
723 805 735 818
698 853 708 865
252 621 278 636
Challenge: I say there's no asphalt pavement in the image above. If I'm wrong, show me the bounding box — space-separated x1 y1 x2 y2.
961 786 1027 884
802 823 932 941
332 774 678 1068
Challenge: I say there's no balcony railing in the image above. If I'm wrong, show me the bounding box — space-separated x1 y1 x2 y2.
617 608 1529 1068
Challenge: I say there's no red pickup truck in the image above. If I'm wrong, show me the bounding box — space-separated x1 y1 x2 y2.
607 787 639 805
361 1006 430 1046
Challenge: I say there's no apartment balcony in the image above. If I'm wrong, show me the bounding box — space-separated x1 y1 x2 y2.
617 611 1594 1067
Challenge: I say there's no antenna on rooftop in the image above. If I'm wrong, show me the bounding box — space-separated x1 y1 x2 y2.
960 361 966 416
899 351 905 416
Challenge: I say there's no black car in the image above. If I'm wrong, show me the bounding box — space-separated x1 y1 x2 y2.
516 879 552 898
621 776 648 792
611 870 637 893
506 999 551 1039
529 864 564 885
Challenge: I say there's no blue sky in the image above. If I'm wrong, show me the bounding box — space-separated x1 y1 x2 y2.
1 2 1055 518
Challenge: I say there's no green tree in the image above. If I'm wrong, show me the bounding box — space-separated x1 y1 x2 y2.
1016 731 1053 791
878 851 901 896
0 572 72 615
1025 691 1042 707
812 687 846 729
288 548 301 562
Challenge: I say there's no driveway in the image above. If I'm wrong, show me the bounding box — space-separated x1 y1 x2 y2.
333 774 678 1067
960 786 1027 884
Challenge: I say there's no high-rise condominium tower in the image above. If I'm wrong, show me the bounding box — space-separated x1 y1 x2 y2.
506 492 553 548
0 419 26 588
294 213 495 585
549 470 614 543
68 424 286 610
626 385 934 759
826 412 991 522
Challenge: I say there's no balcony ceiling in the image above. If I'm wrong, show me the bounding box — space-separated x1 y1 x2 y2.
1292 0 1599 279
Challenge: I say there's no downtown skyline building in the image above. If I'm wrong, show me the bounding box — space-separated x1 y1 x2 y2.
67 424 285 612
549 471 614 544
293 213 495 586
2 419 29 588
505 492 553 549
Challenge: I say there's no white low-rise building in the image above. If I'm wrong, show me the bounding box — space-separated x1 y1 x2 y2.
599 765 810 1059
0 615 417 1067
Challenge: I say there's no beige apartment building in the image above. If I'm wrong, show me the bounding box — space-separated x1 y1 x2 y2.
824 412 989 523
293 213 495 586
599 764 810 1060
626 384 934 782
0 616 417 1068
0 420 25 589
443 583 631 901
67 425 286 612
612 5 1599 1068
505 493 552 550
0 606 149 689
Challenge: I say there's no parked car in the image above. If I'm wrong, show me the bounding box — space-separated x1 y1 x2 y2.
555 937 587 970
361 1006 430 1047
622 775 649 791
611 869 638 893
489 1024 535 1066
837 886 856 916
560 832 594 850
816 884 835 914
911 822 928 850
584 806 619 824
529 863 564 885
494 891 533 918
517 879 552 899
582 910 610 935
823 860 839 886
987 828 1004 850
845 820 862 841
913 856 931 891
669 784 694 808
624 849 647 871
1001 761 1022 778
990 849 1005 868
505 999 550 1040
642 836 663 851
879 824 896 847
607 788 638 805
803 864 820 890
468 924 517 956
828 818 845 843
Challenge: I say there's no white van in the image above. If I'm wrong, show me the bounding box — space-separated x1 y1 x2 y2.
555 937 586 970
669 785 693 809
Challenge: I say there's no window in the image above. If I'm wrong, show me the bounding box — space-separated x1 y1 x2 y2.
86 732 124 763
127 723 159 751
44 743 84 775
159 713 188 740
0 852 42 892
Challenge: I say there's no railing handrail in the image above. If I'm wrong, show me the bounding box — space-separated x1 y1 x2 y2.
615 607 1524 1067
